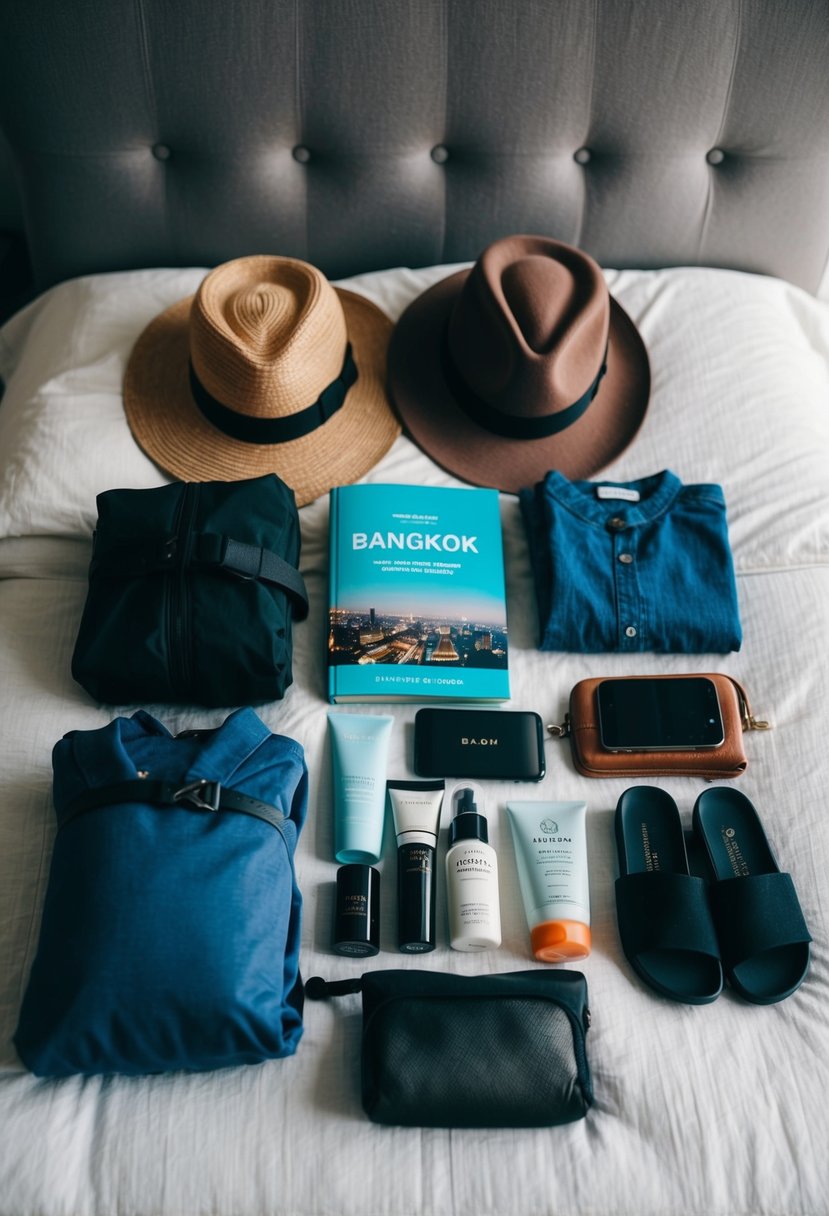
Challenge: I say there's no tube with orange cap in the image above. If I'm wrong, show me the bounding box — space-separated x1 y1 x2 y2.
506 801 591 962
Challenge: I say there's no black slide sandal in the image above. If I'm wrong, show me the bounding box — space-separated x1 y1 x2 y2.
692 788 811 1004
615 786 723 1004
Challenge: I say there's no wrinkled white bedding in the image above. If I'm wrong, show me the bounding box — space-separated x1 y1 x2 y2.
0 262 827 1216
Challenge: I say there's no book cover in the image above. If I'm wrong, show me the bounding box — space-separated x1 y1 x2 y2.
328 484 509 703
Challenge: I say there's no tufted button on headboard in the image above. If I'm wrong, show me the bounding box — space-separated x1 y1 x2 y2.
1 0 828 292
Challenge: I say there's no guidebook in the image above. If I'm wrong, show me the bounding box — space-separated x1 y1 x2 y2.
328 483 510 703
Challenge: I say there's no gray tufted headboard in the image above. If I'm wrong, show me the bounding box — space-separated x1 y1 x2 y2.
1 0 828 294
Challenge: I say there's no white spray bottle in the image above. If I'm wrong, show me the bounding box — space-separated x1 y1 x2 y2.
445 783 501 951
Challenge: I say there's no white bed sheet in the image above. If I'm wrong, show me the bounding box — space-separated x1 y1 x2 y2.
0 263 828 1216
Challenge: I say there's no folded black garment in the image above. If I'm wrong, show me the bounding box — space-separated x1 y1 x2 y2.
72 473 308 706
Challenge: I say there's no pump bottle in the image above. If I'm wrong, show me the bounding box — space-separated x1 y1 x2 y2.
445 784 501 951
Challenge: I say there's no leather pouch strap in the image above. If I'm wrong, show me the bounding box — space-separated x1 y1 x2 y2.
59 778 286 833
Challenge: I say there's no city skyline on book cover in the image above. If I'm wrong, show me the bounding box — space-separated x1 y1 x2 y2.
328 483 509 702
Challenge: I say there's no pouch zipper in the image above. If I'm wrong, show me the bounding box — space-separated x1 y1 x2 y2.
730 678 771 732
168 483 199 697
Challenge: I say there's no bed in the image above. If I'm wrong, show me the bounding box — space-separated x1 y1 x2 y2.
1 2 828 1214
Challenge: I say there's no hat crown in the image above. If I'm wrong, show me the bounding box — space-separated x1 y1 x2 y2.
450 237 610 420
191 256 347 420
225 282 300 355
501 255 581 351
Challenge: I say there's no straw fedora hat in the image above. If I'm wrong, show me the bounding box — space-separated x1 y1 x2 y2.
123 254 400 506
388 235 650 492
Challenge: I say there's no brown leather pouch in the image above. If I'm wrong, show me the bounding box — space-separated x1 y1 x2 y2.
548 673 769 779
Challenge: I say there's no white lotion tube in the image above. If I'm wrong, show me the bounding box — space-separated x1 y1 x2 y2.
328 712 393 863
506 800 591 962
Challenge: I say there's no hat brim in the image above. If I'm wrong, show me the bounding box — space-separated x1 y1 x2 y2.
123 287 400 507
387 268 650 493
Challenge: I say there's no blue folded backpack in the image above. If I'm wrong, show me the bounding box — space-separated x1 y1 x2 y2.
14 707 308 1076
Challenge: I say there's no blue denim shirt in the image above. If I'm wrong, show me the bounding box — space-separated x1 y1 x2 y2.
520 469 742 653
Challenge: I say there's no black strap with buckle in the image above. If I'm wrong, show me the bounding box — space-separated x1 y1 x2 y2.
58 777 286 833
89 532 309 620
191 533 309 618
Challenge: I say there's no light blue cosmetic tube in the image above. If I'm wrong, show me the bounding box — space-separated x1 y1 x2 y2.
328 712 394 863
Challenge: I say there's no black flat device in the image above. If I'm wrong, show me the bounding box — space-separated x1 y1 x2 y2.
596 675 725 752
414 708 546 781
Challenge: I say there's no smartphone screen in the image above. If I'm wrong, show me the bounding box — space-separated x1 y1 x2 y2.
596 676 725 751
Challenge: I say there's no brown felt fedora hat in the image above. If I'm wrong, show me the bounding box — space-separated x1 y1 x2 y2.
123 254 400 506
388 235 650 492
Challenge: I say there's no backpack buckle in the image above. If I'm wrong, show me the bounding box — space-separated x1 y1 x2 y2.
174 779 222 812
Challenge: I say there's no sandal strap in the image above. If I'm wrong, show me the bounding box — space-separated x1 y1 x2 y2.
709 872 811 968
616 872 720 959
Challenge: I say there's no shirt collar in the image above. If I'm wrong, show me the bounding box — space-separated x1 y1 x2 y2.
540 469 683 528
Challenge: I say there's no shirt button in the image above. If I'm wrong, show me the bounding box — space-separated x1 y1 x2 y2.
608 516 626 530
625 626 637 638
618 552 634 564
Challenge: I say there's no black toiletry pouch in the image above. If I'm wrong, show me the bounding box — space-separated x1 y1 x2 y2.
305 968 592 1127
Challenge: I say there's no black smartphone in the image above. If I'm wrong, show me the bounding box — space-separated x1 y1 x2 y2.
414 708 546 780
596 676 725 752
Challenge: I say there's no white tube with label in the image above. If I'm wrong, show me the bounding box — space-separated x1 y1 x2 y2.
445 783 501 951
506 800 591 962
